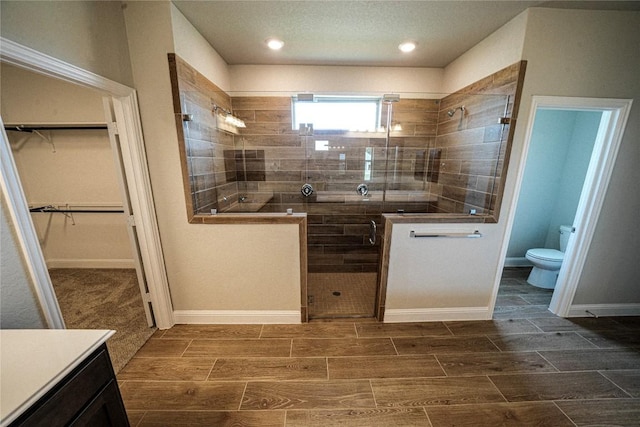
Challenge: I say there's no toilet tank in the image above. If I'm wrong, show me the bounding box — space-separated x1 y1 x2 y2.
559 225 572 252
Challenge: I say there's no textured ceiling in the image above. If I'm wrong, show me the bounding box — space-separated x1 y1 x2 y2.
172 1 640 68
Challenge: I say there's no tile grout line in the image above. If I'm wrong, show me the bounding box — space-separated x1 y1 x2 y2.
204 358 218 381
551 400 579 427
595 370 635 398
535 350 562 373
390 337 400 355
422 406 435 427
485 375 510 403
432 354 449 377
484 334 504 353
368 379 379 408
238 381 249 411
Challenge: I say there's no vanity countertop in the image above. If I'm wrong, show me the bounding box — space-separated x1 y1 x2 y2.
0 329 114 426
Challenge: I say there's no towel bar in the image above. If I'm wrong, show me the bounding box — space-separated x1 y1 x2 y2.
410 230 482 238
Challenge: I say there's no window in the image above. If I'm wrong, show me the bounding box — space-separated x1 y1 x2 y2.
292 96 381 132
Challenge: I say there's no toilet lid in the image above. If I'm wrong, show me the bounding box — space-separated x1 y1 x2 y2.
527 248 564 262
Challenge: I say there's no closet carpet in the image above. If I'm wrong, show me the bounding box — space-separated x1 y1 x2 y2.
49 268 156 373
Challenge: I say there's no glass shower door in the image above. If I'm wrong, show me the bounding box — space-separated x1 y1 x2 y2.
303 129 387 319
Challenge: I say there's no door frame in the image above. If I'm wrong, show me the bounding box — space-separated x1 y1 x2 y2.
0 38 175 329
498 96 632 317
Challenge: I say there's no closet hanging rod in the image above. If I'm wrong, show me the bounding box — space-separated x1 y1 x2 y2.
4 124 108 132
29 205 124 214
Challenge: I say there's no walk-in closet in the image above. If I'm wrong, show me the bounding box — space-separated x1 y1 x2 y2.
1 63 154 372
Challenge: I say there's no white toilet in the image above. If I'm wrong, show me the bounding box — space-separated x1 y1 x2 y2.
525 225 572 289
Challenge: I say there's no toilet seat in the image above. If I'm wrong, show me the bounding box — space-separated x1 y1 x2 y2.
526 248 564 262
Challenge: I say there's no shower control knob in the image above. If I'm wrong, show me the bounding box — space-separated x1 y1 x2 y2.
301 183 314 197
356 183 369 196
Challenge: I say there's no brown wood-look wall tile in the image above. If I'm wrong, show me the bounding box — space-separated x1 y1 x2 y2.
241 380 376 410
426 402 574 427
371 376 506 407
489 372 631 402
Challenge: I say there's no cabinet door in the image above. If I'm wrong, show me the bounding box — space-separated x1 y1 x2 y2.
70 381 129 427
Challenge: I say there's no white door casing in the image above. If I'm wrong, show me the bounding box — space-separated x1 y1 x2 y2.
494 96 633 318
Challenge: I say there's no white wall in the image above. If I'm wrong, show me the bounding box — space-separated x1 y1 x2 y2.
170 3 231 92
442 10 527 94
124 2 301 318
0 0 133 86
515 8 640 307
0 194 46 328
1 64 132 268
230 64 443 96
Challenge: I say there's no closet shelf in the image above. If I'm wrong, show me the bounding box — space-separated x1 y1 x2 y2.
29 205 124 214
4 123 108 132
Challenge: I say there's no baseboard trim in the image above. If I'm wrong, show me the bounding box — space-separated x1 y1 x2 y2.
504 257 531 267
173 310 301 324
46 259 135 269
568 304 640 318
383 307 491 323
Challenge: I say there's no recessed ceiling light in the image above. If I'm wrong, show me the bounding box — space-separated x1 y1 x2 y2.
399 41 417 53
266 38 284 50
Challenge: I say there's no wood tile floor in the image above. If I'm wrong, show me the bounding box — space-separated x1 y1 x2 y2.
118 269 640 426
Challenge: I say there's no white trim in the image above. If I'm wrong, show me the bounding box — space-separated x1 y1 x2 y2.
0 38 175 329
383 307 490 323
45 259 135 269
173 310 302 325
0 38 131 96
112 94 174 329
504 257 531 267
568 304 640 318
1 123 65 329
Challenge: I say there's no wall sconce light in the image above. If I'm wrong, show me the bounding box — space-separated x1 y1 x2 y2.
213 104 246 131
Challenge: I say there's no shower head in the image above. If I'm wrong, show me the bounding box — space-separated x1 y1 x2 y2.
447 106 466 117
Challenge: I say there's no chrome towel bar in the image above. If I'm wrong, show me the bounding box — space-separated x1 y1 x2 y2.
410 230 482 238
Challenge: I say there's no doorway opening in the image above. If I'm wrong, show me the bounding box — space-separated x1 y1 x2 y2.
498 96 633 318
2 63 154 371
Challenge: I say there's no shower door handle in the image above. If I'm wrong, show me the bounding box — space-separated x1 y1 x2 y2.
369 220 377 246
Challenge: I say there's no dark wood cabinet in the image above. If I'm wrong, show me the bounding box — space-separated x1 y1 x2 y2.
9 344 128 427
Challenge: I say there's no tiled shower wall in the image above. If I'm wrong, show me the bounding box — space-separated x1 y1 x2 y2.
169 54 525 272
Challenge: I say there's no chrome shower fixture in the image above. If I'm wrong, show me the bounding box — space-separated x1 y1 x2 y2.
447 106 466 117
383 94 400 103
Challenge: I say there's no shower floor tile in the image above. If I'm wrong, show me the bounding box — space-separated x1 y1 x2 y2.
308 273 377 319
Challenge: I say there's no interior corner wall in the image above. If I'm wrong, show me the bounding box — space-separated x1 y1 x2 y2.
0 0 134 86
441 10 528 94
515 8 640 306
0 195 46 328
124 1 301 315
170 3 231 92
